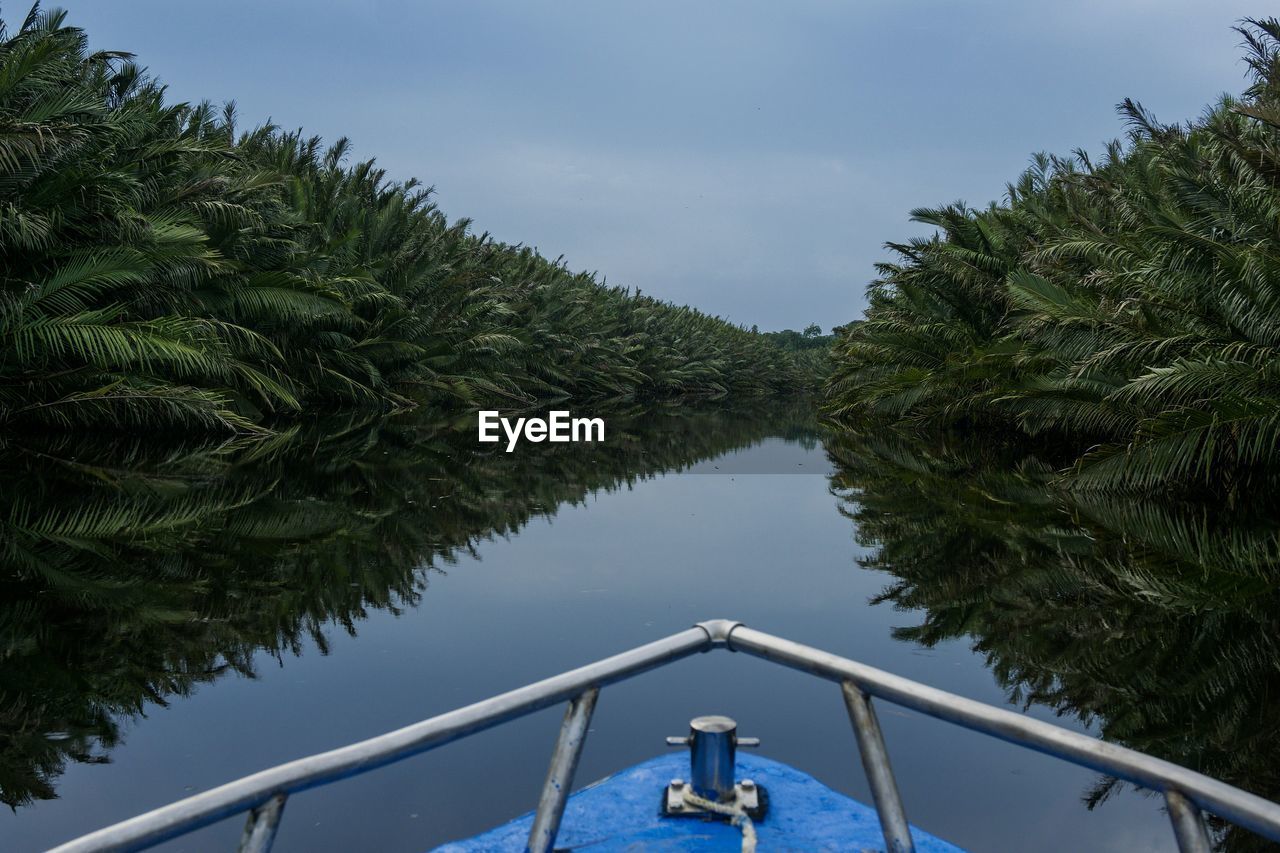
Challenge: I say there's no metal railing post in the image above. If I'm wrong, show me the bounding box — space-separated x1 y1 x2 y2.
238 793 286 853
842 680 915 853
527 687 600 853
1166 789 1213 853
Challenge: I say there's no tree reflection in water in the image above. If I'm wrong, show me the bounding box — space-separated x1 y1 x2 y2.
0 401 816 809
827 428 1280 852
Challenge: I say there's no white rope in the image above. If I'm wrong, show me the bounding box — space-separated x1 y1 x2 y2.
681 789 758 853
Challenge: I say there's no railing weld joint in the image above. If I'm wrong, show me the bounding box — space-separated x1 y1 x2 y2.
238 792 287 853
1165 788 1213 853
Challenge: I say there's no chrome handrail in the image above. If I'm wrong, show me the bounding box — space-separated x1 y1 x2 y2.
48 619 1280 853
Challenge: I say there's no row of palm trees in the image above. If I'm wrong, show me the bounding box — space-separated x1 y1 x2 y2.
824 18 1280 498
0 7 807 434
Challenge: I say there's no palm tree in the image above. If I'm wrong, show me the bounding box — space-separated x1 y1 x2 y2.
0 5 816 437
825 18 1280 497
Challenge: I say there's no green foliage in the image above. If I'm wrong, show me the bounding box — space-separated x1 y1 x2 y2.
827 427 1280 852
761 325 833 352
0 401 816 807
824 18 1280 497
0 7 811 434
760 325 834 392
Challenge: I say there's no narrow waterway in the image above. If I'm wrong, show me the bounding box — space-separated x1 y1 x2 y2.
3 406 1190 851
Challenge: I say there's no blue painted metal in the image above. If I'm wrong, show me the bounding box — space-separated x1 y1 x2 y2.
433 753 965 852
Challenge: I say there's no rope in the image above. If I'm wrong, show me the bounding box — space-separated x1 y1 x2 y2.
681 789 758 853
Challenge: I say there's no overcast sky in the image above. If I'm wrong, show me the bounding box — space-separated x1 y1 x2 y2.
58 1 1263 331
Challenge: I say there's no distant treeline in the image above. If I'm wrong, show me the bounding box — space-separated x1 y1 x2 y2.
759 323 833 351
0 9 811 435
759 324 833 391
825 18 1280 498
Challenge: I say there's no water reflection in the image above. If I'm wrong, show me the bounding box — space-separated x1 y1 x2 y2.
7 407 1272 851
0 402 817 810
826 428 1280 852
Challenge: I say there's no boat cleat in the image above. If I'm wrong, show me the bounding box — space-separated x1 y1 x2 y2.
662 715 767 820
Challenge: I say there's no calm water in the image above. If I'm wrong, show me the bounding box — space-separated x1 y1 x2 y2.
2 404 1272 852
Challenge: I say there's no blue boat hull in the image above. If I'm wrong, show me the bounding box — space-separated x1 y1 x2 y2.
434 753 965 851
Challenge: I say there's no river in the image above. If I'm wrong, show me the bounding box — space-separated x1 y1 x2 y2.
5 402 1268 851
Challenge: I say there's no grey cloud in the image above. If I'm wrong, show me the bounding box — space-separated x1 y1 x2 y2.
60 0 1265 330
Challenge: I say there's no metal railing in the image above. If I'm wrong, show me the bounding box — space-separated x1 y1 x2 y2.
49 619 1280 853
